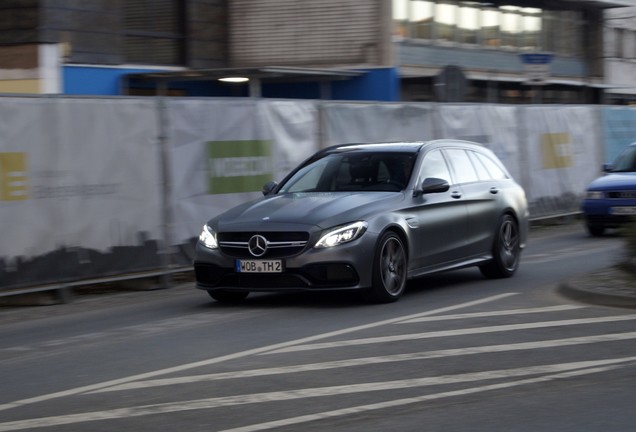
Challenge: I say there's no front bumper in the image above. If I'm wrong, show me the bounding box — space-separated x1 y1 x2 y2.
582 199 636 228
193 236 377 292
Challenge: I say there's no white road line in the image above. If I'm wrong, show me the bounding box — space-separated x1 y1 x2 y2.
1 357 635 432
0 292 517 413
398 304 583 323
90 331 636 393
266 314 636 354
218 362 636 432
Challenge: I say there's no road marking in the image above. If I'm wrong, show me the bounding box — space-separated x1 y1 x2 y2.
0 357 634 432
0 292 517 413
398 304 583 323
266 314 636 354
218 360 636 432
90 331 636 393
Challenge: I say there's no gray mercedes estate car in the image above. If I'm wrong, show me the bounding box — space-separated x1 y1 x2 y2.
194 140 529 303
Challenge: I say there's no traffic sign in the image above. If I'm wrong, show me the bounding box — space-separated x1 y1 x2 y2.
519 53 553 85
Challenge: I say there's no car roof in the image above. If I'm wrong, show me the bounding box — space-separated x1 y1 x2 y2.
323 139 485 155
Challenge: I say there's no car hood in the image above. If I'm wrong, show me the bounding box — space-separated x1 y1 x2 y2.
587 172 636 191
211 192 405 231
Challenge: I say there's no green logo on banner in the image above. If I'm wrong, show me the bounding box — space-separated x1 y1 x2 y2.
207 140 273 194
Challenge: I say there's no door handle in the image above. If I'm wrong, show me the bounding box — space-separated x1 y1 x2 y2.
451 191 462 199
489 187 499 194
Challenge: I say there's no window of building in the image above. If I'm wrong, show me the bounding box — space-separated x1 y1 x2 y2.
615 28 625 58
435 3 458 42
560 11 583 56
392 1 584 57
481 8 500 47
412 0 435 39
500 6 519 48
520 8 541 50
123 0 185 65
543 10 583 56
393 0 409 37
458 4 479 44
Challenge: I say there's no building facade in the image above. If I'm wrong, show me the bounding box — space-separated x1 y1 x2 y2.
0 0 635 103
604 5 636 104
0 0 226 94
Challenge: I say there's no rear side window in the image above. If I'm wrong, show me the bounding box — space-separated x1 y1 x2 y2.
445 149 480 184
467 151 492 181
474 152 508 180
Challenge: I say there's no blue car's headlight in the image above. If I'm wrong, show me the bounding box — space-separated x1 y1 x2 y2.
586 191 604 199
199 225 218 249
315 221 368 248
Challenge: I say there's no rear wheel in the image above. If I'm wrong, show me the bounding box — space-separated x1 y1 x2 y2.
480 214 520 279
366 232 407 303
207 290 249 303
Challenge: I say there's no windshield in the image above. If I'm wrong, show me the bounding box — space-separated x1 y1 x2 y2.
279 152 416 193
610 145 636 173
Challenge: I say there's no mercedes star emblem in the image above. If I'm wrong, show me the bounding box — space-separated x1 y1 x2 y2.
248 235 268 257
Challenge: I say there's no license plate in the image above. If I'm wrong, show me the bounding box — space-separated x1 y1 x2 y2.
235 259 283 273
611 206 636 215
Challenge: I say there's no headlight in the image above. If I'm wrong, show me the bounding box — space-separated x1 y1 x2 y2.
199 225 218 249
315 221 368 248
586 191 604 199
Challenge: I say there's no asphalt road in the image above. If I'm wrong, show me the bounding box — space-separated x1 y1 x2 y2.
0 222 634 432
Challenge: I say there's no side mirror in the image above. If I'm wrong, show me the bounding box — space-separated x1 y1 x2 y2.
602 163 613 173
262 181 278 196
416 177 450 196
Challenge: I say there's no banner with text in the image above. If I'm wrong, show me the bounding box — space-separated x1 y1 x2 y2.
0 97 162 288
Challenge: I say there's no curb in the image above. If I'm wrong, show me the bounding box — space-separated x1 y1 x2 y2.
557 281 636 309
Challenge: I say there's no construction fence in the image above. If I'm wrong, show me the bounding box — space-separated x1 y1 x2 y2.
1 96 635 291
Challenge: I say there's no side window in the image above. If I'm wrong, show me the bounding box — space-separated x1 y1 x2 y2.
445 149 480 184
475 153 509 180
467 151 492 180
419 149 452 183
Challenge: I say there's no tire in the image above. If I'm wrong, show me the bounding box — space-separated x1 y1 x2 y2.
207 290 249 303
586 222 605 237
366 232 408 303
480 214 520 279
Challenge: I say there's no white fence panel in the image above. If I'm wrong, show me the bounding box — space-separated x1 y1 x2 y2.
322 103 436 145
520 106 602 217
435 104 523 182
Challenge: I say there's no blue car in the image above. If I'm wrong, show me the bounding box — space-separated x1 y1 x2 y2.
582 142 636 236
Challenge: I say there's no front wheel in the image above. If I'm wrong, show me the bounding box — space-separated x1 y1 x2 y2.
585 222 605 237
480 214 520 279
207 290 249 304
366 232 408 303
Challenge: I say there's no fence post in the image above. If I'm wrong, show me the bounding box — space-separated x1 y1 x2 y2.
157 96 174 289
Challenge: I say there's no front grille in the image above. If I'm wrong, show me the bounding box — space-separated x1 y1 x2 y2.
608 190 636 199
218 231 310 259
585 214 634 226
